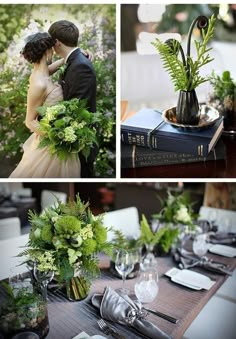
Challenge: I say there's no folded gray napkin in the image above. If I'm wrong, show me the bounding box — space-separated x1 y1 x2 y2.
91 287 171 339
209 232 236 245
173 248 233 275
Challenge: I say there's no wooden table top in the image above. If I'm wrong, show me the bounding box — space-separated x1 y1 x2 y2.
45 253 236 339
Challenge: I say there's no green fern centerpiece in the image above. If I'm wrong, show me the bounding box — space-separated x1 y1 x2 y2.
152 15 216 125
139 214 179 254
19 194 112 301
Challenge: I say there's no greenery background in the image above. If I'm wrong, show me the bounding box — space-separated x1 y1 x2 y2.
0 4 116 178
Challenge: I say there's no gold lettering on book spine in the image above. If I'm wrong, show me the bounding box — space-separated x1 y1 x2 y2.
198 145 203 156
131 145 136 168
127 132 145 146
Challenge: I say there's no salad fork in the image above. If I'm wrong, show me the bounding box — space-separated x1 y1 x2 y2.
97 319 126 339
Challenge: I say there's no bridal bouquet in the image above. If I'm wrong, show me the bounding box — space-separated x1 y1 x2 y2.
19 195 112 300
37 99 101 160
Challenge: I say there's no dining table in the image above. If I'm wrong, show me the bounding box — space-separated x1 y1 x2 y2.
43 253 236 339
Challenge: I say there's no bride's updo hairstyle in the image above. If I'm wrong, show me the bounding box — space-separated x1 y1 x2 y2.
21 32 55 63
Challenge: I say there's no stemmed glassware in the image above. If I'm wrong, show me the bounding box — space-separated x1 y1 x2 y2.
33 263 54 300
115 249 134 294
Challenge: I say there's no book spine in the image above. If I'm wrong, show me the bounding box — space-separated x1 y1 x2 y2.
121 145 225 169
121 129 208 156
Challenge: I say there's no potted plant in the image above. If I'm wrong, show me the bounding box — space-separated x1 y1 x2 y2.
209 70 236 131
0 280 49 338
139 214 179 258
19 195 112 301
152 15 216 125
152 191 198 249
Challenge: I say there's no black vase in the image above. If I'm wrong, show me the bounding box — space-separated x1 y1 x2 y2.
176 89 200 125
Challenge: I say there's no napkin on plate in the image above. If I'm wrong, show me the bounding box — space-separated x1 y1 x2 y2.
172 248 233 275
91 287 171 339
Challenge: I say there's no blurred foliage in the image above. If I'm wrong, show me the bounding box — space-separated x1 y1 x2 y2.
158 4 211 35
158 4 236 41
0 5 31 55
0 4 115 178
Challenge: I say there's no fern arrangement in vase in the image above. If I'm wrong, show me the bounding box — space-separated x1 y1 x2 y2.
152 15 216 125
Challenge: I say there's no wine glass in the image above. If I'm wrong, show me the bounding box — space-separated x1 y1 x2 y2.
115 249 134 295
33 263 54 300
134 268 159 306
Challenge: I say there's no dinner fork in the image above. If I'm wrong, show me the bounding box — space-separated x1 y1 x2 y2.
97 318 126 339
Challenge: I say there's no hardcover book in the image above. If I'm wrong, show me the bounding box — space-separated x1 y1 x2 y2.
121 139 226 169
121 108 224 157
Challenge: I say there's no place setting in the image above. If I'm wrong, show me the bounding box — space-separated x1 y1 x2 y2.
169 224 236 291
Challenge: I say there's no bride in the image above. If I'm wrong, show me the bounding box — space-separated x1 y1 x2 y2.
9 32 81 178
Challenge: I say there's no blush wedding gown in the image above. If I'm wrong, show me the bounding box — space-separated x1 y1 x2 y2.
9 84 81 178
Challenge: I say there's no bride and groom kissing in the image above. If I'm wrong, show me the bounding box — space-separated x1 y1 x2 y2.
10 20 97 178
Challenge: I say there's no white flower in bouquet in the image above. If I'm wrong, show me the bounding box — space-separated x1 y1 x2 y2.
174 204 192 224
64 126 77 143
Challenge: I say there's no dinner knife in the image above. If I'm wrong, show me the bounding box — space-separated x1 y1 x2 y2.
144 307 179 324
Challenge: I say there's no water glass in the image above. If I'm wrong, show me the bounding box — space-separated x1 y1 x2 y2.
115 249 134 294
134 268 159 304
193 234 208 257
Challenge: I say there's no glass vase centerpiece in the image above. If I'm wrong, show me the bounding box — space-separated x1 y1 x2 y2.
0 271 49 339
19 194 112 301
152 15 216 126
152 191 197 251
138 214 177 270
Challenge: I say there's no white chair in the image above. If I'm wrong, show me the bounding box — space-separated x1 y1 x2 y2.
102 207 140 242
0 233 29 280
0 217 21 240
199 206 236 232
41 190 67 211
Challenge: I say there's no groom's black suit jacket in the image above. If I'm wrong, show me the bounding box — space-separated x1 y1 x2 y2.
60 48 97 177
61 48 96 112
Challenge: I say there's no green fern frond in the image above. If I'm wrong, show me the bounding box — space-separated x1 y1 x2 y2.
152 15 215 91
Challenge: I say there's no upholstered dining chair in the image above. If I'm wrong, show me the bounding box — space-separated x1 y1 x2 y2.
41 190 67 211
0 217 21 240
102 206 140 242
0 233 29 280
199 206 236 232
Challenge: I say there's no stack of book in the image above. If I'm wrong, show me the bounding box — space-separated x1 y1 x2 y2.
121 108 225 169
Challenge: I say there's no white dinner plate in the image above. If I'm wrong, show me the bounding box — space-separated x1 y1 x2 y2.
165 268 215 290
171 276 202 290
208 244 236 257
72 332 106 339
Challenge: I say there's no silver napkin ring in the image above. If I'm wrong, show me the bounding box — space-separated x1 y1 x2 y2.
126 308 148 324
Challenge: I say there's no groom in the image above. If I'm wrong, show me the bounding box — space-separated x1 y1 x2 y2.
48 20 97 178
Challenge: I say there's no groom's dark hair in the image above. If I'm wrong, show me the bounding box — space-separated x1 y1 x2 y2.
48 20 79 47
